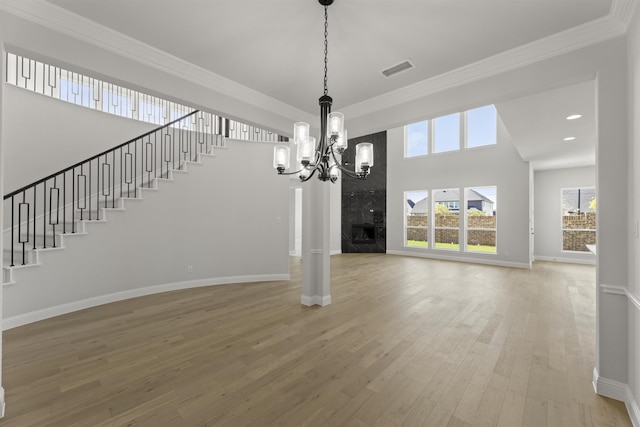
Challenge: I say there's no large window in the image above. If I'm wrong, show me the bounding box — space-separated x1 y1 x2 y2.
561 188 596 252
434 188 460 250
466 105 497 148
405 121 428 157
405 105 496 158
405 191 429 247
434 113 460 153
404 186 498 254
466 186 497 253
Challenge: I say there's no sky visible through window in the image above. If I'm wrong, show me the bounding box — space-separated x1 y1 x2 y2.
405 104 496 157
406 188 496 212
467 105 497 148
406 121 428 156
434 113 460 153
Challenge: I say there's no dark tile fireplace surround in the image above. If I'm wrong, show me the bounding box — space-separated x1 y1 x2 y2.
341 131 386 253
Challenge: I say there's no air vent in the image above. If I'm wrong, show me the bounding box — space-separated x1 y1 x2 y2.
381 60 415 77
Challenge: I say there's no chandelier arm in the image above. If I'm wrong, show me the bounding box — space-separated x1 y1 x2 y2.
329 147 365 179
300 165 319 182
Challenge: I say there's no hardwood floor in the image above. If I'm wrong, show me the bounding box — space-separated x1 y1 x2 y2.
1 254 632 426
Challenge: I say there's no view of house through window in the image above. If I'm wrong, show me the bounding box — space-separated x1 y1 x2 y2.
466 186 497 253
405 104 497 157
561 188 596 252
405 191 429 247
434 188 460 250
405 186 497 253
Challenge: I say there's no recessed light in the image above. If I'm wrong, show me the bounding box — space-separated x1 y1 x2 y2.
566 114 582 120
564 136 576 141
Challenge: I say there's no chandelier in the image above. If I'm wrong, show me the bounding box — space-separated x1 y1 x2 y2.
273 0 374 183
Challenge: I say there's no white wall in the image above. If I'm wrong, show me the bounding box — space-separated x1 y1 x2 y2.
387 116 531 268
534 166 596 264
3 140 290 326
3 85 155 194
627 5 640 424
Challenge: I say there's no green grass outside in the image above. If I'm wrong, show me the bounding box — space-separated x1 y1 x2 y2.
406 240 496 253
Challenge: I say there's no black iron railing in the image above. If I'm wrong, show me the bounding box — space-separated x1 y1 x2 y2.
5 52 287 143
3 110 226 267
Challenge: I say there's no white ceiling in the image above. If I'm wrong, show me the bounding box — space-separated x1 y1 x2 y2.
42 0 617 170
495 80 597 171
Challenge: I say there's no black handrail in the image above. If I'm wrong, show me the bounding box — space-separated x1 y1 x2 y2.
4 110 201 200
3 109 228 267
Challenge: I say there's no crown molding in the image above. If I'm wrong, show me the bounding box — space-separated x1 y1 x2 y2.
341 9 630 120
0 0 634 127
610 0 638 29
0 0 315 126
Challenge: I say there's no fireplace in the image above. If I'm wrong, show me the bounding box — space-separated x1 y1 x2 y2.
352 224 376 244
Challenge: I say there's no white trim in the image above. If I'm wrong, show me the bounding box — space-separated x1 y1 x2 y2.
534 255 596 265
342 11 629 121
310 249 324 254
0 386 4 418
610 0 638 29
628 386 640 427
0 0 630 127
330 250 342 256
386 249 530 269
593 368 640 427
301 294 332 307
0 0 315 126
600 284 640 311
2 273 290 330
593 367 628 401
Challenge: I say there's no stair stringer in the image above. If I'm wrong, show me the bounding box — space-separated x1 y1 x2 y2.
3 141 290 329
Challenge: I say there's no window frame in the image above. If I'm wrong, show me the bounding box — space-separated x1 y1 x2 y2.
560 187 596 253
404 105 497 159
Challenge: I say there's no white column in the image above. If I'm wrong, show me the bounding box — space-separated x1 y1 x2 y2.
593 38 629 398
0 29 7 418
301 177 331 306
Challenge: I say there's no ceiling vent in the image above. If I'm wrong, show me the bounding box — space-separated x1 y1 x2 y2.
381 60 415 78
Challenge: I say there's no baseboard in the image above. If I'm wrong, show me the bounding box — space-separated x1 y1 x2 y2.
330 250 342 256
593 367 628 401
627 386 640 427
301 294 332 306
3 273 290 330
534 255 596 265
386 250 530 269
593 368 640 426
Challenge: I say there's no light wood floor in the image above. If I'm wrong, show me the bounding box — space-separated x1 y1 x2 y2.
1 254 632 426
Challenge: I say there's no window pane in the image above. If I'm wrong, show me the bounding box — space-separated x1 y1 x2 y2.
467 105 497 148
561 188 596 252
405 121 428 157
466 186 496 253
434 188 459 250
406 190 428 247
434 113 460 153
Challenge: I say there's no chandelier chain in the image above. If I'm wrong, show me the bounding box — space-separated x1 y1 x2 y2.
323 5 328 96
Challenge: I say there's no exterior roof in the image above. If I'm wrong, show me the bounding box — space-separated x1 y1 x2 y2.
408 189 495 215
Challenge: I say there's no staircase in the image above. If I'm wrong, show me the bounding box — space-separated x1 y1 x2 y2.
2 109 226 286
2 52 292 328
